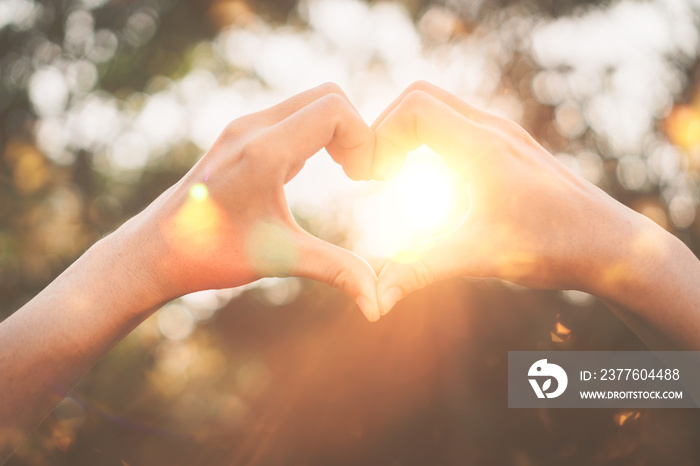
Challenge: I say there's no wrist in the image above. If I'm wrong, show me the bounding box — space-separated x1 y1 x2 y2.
584 203 680 306
91 214 179 317
578 201 700 349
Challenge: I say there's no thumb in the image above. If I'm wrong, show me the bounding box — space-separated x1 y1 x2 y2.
292 230 381 322
377 229 476 315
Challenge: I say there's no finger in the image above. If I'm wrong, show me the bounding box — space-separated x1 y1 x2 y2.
245 218 380 321
370 81 502 132
376 225 483 315
293 229 381 322
372 89 493 181
252 82 353 126
260 92 375 181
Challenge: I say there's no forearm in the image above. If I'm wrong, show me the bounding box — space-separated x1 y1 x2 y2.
0 85 383 462
587 206 700 350
0 221 170 461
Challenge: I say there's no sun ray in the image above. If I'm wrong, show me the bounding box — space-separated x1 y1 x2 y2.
354 145 470 260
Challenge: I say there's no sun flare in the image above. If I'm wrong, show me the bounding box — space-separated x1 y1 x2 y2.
354 145 469 261
161 183 225 261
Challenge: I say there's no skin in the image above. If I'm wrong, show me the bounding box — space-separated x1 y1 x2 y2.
372 81 700 351
2 81 700 461
0 83 381 461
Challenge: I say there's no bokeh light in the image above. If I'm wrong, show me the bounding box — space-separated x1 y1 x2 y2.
3 0 700 464
157 303 195 341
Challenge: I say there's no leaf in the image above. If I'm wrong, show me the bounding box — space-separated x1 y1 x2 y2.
542 378 552 392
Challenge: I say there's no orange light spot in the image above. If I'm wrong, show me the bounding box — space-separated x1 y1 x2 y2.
555 322 571 336
207 0 254 28
162 195 225 261
550 332 564 343
614 410 640 426
665 105 700 150
7 142 48 194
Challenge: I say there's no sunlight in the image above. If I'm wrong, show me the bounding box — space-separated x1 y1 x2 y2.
189 183 209 201
354 145 469 260
390 148 454 235
161 183 225 261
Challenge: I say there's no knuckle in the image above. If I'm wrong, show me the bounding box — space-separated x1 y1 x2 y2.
400 89 431 113
385 260 433 294
490 121 533 153
408 261 434 290
316 93 353 127
320 92 349 113
317 82 344 96
484 113 531 141
222 119 244 139
513 124 536 146
405 80 434 94
328 265 353 294
502 118 530 138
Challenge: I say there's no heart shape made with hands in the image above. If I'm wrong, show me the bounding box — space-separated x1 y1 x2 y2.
337 145 470 262
161 82 546 324
248 84 479 321
242 144 471 318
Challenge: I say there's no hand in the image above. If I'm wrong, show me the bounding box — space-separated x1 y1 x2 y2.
0 84 387 460
122 83 381 320
371 81 648 315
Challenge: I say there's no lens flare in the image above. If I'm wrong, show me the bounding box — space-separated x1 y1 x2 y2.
354 145 469 260
247 220 298 277
189 183 209 201
162 184 224 260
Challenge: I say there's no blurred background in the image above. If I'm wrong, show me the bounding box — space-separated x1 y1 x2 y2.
2 0 700 464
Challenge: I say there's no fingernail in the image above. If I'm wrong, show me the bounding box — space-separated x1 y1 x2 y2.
356 295 380 322
380 287 402 315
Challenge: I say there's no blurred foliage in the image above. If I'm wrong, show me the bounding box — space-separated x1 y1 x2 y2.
2 0 700 465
